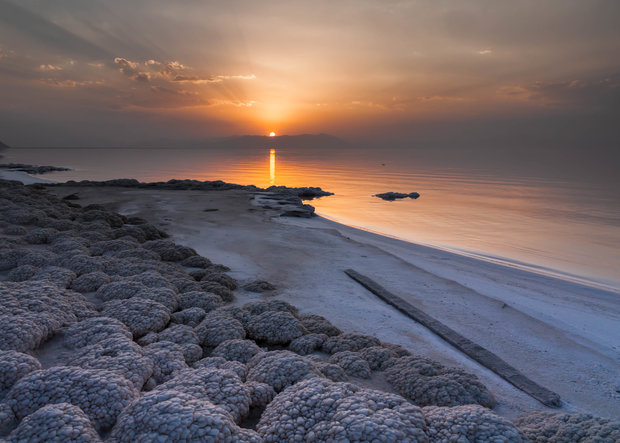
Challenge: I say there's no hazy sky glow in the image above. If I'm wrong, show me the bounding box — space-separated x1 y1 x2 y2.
0 0 619 148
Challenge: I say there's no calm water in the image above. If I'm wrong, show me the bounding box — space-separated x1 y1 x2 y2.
4 146 619 291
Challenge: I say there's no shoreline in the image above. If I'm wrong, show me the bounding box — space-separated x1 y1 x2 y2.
4 166 615 294
1 178 619 440
40 183 619 419
315 212 620 294
2 174 619 418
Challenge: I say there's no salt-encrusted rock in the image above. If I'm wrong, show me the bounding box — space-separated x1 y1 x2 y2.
135 332 159 347
177 290 223 312
257 377 428 442
109 390 260 442
288 333 328 356
199 281 234 302
321 332 381 354
247 350 321 392
23 227 57 244
381 341 411 357
215 306 252 325
174 278 203 293
193 357 248 381
0 281 96 351
143 239 196 262
0 249 20 271
110 225 147 243
384 355 495 407
157 323 200 346
298 313 342 336
3 225 26 236
242 280 276 292
16 250 58 268
31 266 76 288
143 342 189 383
181 255 212 268
61 316 133 349
243 300 299 316
69 271 111 293
195 311 246 348
425 404 526 442
7 264 38 282
359 345 398 370
156 368 251 423
128 270 175 290
101 298 170 337
59 254 105 276
211 339 263 364
0 402 16 435
48 237 89 255
245 380 276 409
65 336 154 390
6 402 102 442
95 280 147 302
0 316 46 353
112 223 165 243
514 410 620 442
329 351 372 378
170 307 206 328
0 351 42 398
200 271 238 290
136 287 179 312
246 311 306 345
315 361 349 382
5 366 137 431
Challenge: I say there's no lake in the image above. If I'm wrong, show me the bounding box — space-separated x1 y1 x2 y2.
3 145 619 292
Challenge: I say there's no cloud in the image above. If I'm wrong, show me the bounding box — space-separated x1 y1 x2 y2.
112 56 255 89
114 57 153 82
39 64 63 71
114 57 138 75
43 78 104 87
508 74 620 109
478 49 492 55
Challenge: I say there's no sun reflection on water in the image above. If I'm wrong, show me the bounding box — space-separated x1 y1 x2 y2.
269 149 276 185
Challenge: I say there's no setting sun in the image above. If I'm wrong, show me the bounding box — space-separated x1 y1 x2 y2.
269 132 276 137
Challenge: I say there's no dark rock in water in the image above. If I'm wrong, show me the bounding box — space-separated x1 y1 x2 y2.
0 163 70 174
266 186 334 200
243 280 276 293
203 208 219 212
374 192 420 201
280 204 315 218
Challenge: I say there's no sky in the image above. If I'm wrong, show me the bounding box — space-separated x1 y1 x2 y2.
0 0 619 152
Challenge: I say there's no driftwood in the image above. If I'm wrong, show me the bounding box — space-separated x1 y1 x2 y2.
345 268 561 408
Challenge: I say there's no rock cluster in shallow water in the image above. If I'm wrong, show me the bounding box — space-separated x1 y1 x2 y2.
1 179 617 441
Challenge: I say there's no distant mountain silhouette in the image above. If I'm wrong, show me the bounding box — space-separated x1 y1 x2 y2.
135 133 347 149
211 133 347 149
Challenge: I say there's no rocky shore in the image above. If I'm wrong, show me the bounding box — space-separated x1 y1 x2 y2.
0 164 71 175
0 179 618 441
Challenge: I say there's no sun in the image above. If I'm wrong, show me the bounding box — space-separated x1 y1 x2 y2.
269 131 276 137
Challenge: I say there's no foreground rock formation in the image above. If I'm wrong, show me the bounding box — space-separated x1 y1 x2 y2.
0 179 617 442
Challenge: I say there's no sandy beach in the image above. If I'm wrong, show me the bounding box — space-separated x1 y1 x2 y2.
43 183 620 418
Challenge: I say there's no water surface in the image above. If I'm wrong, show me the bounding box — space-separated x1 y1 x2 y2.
4 146 619 291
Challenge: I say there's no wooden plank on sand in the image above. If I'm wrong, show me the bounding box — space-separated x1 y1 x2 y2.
344 268 562 408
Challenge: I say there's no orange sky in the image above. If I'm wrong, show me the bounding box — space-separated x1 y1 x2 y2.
0 0 619 146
